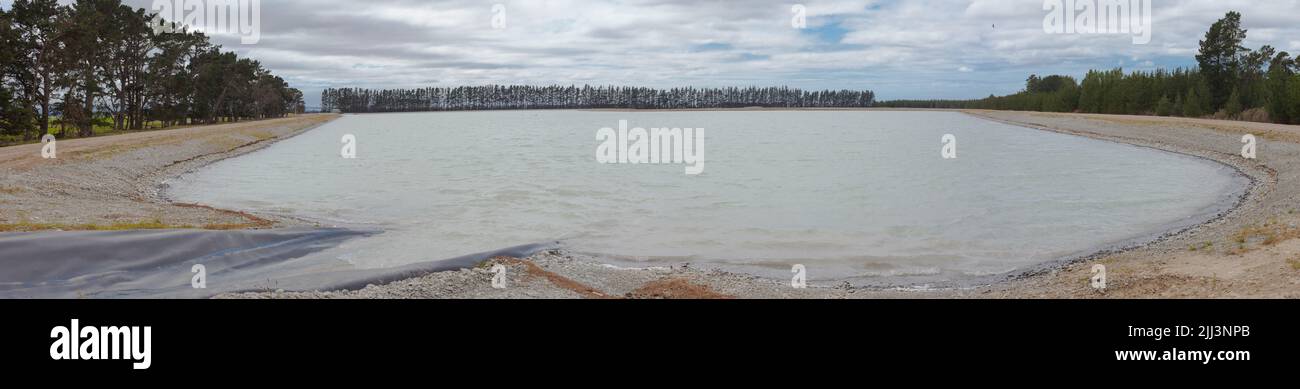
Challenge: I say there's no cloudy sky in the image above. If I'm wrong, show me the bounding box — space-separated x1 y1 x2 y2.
8 0 1300 107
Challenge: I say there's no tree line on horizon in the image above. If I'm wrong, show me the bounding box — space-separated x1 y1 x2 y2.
320 85 876 113
878 12 1300 125
0 0 306 145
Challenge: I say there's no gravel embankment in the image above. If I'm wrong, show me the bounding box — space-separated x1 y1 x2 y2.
0 115 339 230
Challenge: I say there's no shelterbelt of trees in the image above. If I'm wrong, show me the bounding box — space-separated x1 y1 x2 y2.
0 0 306 145
321 85 876 113
879 12 1300 125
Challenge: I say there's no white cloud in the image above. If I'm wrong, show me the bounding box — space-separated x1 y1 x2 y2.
93 0 1300 105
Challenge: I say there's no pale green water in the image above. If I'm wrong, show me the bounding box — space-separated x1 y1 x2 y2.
168 110 1247 285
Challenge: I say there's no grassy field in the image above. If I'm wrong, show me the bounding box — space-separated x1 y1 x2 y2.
48 117 169 136
2 117 256 147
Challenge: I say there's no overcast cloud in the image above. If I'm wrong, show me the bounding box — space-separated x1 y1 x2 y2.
8 0 1299 107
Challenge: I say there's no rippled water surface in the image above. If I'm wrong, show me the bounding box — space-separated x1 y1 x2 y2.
169 111 1247 285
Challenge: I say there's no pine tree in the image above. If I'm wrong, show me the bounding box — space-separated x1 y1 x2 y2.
1 0 303 141
1289 73 1300 124
1225 87 1243 118
1184 89 1204 117
1265 53 1294 124
1156 95 1172 116
7 0 61 139
318 85 876 113
1196 11 1249 111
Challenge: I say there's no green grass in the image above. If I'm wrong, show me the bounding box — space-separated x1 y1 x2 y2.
1189 241 1213 251
47 117 167 137
2 117 172 147
5 114 310 147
